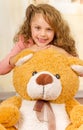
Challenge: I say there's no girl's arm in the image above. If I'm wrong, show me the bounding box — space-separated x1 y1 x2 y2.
0 43 24 75
0 38 33 75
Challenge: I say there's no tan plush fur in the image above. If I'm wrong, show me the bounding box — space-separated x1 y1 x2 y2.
0 48 83 130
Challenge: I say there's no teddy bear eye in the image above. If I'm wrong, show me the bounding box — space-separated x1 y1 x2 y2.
55 74 60 79
32 71 37 76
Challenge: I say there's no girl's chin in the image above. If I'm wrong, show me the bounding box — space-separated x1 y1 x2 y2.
38 45 47 48
36 43 48 47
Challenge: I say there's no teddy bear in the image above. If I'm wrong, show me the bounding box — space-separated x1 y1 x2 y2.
0 48 83 130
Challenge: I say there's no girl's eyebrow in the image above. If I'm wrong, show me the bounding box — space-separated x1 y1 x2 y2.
31 23 39 26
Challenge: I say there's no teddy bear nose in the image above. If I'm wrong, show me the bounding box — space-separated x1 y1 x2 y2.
36 74 53 85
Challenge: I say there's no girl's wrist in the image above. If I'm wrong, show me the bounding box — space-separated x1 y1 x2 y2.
9 56 15 67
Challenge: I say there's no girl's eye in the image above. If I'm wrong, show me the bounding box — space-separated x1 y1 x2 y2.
46 28 53 31
35 26 40 30
47 28 52 31
32 71 37 76
55 74 60 79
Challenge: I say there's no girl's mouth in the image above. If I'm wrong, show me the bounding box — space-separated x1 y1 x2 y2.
38 38 47 43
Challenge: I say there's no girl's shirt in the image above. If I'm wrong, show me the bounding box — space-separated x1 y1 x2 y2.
0 37 34 75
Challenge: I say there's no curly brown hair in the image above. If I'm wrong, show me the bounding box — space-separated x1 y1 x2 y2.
14 4 78 57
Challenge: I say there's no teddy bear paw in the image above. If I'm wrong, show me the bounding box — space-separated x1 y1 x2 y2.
0 124 17 130
0 105 20 127
77 124 83 130
0 124 6 130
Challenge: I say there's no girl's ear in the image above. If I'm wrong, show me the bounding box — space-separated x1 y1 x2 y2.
71 65 83 77
15 53 33 66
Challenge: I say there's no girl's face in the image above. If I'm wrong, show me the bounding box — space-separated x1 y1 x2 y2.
30 13 54 47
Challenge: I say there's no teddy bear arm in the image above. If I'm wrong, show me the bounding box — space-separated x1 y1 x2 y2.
0 103 20 127
70 105 83 128
0 96 22 128
65 99 83 129
0 96 22 109
65 98 80 115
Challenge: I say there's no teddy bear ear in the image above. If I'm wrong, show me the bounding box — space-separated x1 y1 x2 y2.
15 53 33 66
71 65 83 76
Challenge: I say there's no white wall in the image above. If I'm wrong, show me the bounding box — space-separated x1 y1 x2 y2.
0 1 83 92
0 0 30 92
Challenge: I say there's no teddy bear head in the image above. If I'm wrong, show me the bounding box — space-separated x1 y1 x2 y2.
13 48 83 103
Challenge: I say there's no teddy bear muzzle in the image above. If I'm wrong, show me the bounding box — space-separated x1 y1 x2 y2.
27 71 62 100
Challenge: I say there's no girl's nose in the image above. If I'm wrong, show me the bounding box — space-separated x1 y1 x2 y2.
40 30 46 36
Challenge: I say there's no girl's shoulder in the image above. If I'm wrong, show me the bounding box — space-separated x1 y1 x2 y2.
50 45 72 57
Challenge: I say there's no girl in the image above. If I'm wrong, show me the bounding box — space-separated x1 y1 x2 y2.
0 4 78 75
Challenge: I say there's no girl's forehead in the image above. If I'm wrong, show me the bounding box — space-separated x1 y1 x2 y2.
31 13 45 22
31 13 49 23
32 13 44 18
30 13 53 28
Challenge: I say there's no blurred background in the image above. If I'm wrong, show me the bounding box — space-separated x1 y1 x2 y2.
0 0 83 92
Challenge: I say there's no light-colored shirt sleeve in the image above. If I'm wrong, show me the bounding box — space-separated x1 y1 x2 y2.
0 38 33 75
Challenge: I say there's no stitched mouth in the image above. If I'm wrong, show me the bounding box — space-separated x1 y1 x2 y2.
40 86 44 99
40 86 45 100
42 86 48 100
43 87 44 95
